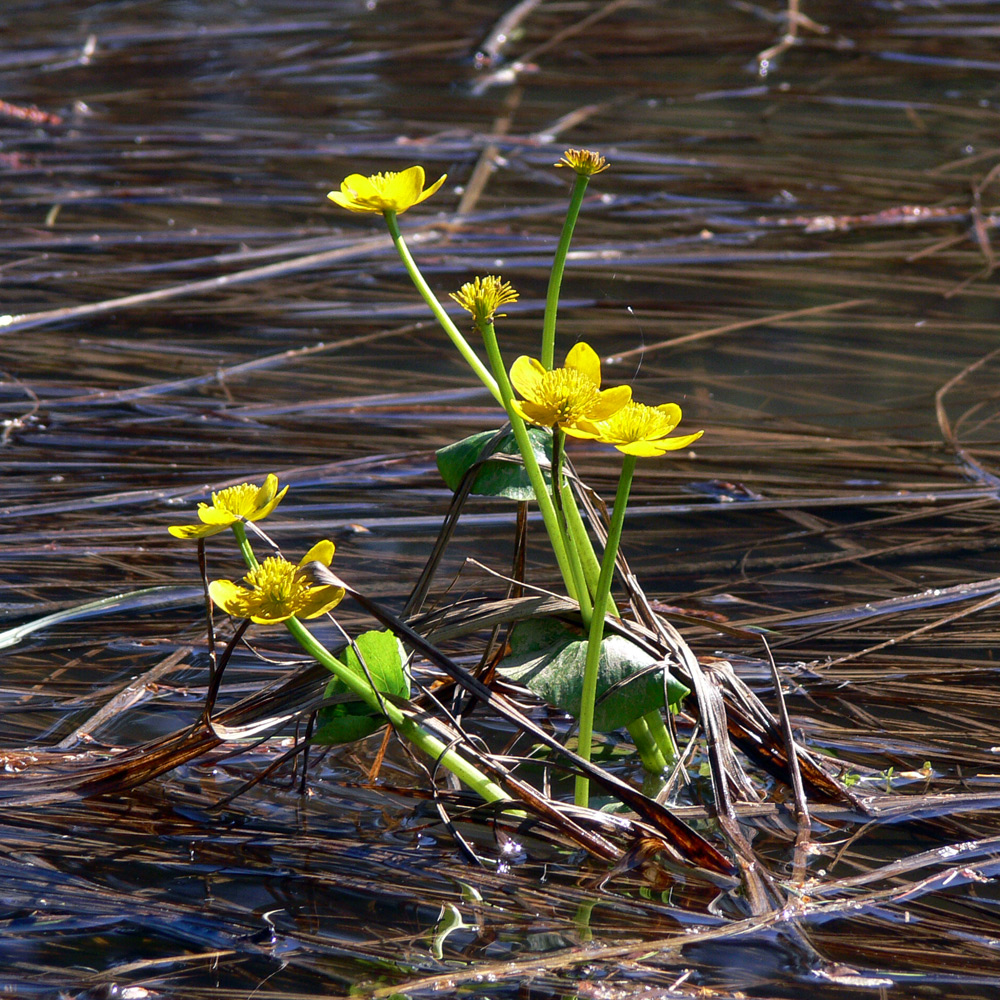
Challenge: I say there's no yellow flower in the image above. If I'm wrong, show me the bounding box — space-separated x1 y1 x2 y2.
591 400 703 457
327 165 446 215
209 541 345 624
509 342 630 438
168 474 288 540
555 148 609 176
450 275 519 326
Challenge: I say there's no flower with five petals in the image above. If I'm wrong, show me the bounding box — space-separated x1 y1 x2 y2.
209 541 346 624
591 400 703 457
509 342 631 439
168 474 288 540
327 165 446 215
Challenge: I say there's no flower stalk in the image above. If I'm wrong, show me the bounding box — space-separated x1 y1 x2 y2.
542 149 609 371
575 453 636 807
476 316 580 603
541 171 590 371
383 211 503 406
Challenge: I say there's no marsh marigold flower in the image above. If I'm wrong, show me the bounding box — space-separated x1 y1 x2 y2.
168 474 288 540
327 165 446 215
450 275 519 326
556 148 609 176
509 342 630 438
209 540 345 625
592 400 703 457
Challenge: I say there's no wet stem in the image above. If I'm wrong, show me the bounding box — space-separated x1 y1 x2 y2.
228 523 509 804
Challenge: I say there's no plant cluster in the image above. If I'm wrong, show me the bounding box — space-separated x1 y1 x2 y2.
170 152 704 816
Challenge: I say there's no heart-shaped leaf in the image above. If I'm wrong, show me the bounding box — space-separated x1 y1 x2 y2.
314 629 408 744
436 426 552 500
498 618 689 731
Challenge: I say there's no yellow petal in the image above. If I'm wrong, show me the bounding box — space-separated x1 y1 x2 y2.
588 384 632 421
298 585 347 619
655 403 682 431
327 189 367 213
508 398 535 425
254 474 277 508
413 171 446 206
509 355 545 400
209 579 252 617
299 539 335 568
616 440 666 457
651 429 704 452
342 173 380 200
394 165 426 210
565 342 601 386
250 609 294 624
198 505 239 526
252 483 289 522
562 422 602 440
514 399 558 427
168 522 225 539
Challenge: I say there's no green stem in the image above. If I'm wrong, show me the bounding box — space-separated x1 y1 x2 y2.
541 173 590 370
626 715 668 774
231 522 259 569
384 211 502 406
478 318 579 603
575 454 637 808
560 482 621 619
230 522 508 803
552 429 592 622
641 709 679 768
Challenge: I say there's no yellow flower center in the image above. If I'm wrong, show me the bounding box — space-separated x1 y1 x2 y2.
602 402 668 443
556 148 609 176
243 557 313 619
450 275 518 325
362 171 400 197
209 482 261 517
537 368 603 421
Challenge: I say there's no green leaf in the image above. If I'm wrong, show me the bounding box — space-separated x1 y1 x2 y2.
436 426 552 500
314 630 408 744
498 617 689 732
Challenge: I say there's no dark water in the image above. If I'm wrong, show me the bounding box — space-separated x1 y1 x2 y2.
5 1 1000 997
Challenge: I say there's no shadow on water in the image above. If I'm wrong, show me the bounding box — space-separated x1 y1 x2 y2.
4 0 1000 996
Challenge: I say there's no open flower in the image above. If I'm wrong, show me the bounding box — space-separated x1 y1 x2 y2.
168 474 288 540
509 342 630 438
450 275 519 326
555 148 609 176
209 541 345 624
591 400 703 457
327 165 446 215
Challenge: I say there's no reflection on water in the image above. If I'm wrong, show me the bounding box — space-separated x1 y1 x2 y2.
4 1 1000 996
